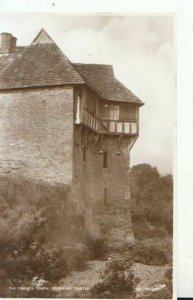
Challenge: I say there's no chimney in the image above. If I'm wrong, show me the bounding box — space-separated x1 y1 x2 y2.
0 32 17 55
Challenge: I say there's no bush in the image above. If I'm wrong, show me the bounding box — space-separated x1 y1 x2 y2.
132 242 169 266
86 236 108 259
91 253 137 299
130 164 173 238
0 174 89 297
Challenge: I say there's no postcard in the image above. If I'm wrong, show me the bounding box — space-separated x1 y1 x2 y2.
0 9 175 300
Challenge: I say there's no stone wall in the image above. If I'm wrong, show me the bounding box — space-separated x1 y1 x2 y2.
0 86 74 184
0 84 136 246
73 128 135 247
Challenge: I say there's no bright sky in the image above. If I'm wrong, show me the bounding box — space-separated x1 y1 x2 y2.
0 14 175 174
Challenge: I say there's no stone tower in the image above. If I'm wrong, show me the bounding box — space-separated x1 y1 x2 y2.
0 29 144 247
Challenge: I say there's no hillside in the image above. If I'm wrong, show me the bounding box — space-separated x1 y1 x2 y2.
0 164 173 298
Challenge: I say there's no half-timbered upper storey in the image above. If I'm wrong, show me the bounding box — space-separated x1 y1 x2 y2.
74 85 142 136
0 29 144 136
73 63 143 136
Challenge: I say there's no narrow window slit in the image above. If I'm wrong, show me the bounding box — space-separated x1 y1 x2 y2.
103 151 108 168
104 188 108 206
82 146 86 162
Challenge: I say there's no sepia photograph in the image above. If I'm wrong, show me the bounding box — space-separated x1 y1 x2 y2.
0 14 174 299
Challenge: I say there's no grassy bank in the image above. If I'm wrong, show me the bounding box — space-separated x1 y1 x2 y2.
0 163 173 298
0 174 105 297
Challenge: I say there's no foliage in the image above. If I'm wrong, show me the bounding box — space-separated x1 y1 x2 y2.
130 164 173 238
0 164 173 297
91 253 137 299
129 164 173 298
132 241 169 266
0 175 88 297
86 236 108 260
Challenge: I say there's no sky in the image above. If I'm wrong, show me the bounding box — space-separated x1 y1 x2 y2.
0 14 175 174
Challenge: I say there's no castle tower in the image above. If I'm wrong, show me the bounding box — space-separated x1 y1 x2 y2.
72 66 143 246
0 29 144 246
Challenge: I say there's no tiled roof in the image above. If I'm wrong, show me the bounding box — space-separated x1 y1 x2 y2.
0 47 25 72
0 43 84 89
73 63 143 105
0 30 143 105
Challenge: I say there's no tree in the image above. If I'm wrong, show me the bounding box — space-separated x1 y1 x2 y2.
130 164 173 237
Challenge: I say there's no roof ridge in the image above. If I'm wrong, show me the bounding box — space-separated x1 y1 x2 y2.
0 43 84 89
31 32 85 84
54 47 85 84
